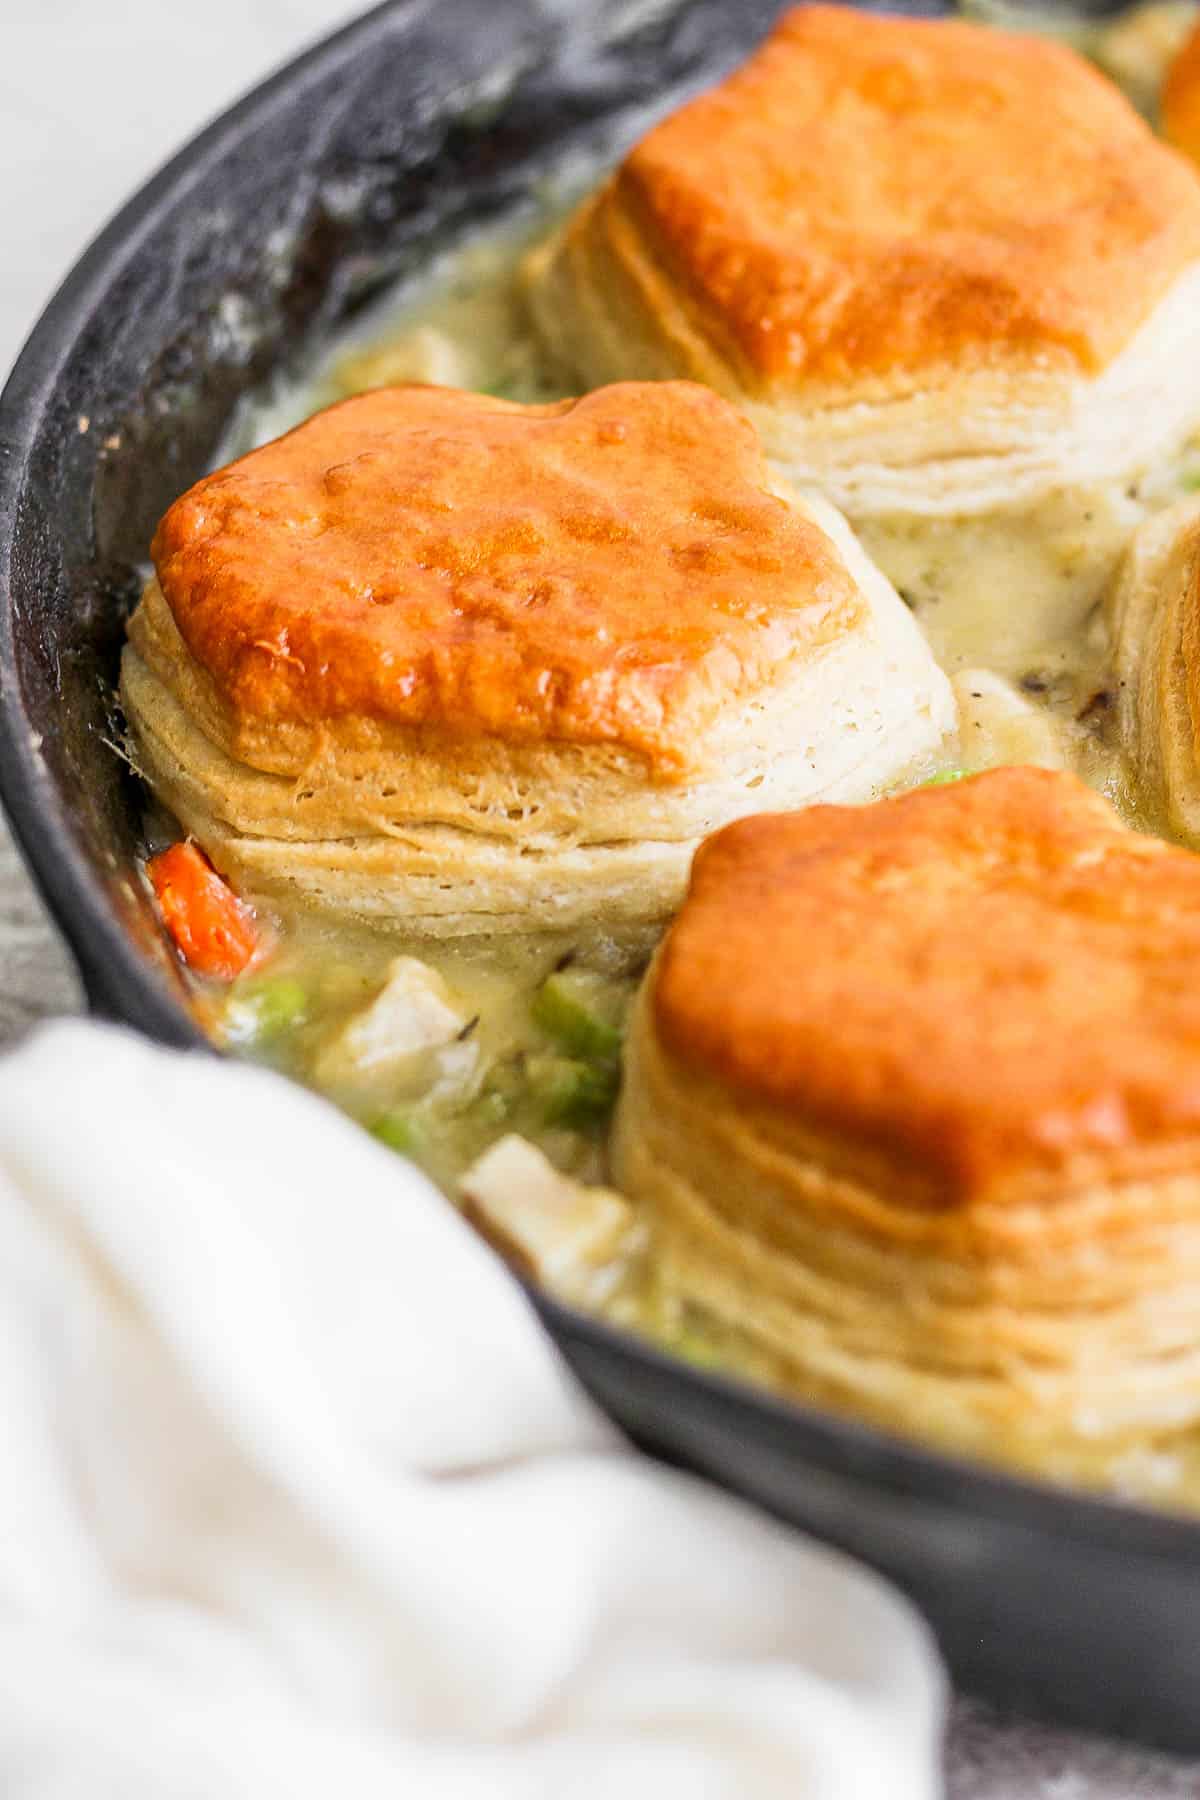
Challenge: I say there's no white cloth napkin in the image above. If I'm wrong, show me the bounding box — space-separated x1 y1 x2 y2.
0 1020 944 1797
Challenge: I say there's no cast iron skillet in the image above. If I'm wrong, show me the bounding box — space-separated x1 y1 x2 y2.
1 0 1196 1750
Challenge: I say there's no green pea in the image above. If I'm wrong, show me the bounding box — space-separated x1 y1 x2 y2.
370 1111 423 1156
531 970 624 1062
223 975 308 1043
526 1053 620 1130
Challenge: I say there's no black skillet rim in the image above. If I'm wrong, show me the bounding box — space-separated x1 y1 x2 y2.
1 0 1199 1579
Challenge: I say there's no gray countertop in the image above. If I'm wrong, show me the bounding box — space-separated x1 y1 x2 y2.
5 2 1200 1791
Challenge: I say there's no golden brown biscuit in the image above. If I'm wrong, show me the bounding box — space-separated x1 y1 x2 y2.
122 381 954 935
1107 494 1200 840
1163 17 1200 164
613 768 1200 1498
526 6 1200 516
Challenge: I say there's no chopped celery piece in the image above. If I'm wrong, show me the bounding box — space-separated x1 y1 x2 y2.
921 769 969 787
531 969 623 1061
1181 468 1200 491
370 1111 423 1156
224 974 308 1043
527 1053 619 1130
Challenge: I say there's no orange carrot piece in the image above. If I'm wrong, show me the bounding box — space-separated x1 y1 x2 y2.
146 842 259 981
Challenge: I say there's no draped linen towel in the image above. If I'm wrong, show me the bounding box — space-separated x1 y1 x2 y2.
0 1022 943 1797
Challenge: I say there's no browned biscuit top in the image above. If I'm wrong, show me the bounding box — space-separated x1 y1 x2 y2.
611 5 1200 390
1164 18 1200 168
150 381 857 775
653 767 1200 1201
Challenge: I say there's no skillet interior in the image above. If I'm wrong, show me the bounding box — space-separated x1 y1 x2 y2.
3 0 1200 1748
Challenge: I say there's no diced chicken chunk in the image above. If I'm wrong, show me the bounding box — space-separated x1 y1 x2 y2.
460 1134 640 1306
315 957 466 1089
